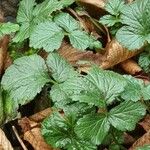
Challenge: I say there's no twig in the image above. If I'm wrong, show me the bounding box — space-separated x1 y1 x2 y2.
12 126 28 150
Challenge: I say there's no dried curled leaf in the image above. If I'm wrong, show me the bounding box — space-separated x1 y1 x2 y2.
19 118 54 150
139 115 150 132
77 0 106 9
0 36 10 76
129 130 150 150
29 108 52 123
0 129 13 150
120 59 142 75
100 39 143 69
58 41 103 67
77 0 106 18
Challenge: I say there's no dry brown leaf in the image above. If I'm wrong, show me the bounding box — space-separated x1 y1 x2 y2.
58 41 103 72
123 133 135 146
129 130 150 150
120 59 142 75
77 0 106 9
77 0 106 18
139 115 150 132
4 52 13 70
19 118 54 150
0 36 10 76
0 129 13 150
29 108 52 123
100 39 143 69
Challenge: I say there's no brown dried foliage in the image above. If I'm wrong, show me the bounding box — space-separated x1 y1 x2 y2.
0 129 13 150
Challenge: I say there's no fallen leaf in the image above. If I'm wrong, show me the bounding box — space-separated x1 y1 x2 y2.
0 36 10 76
19 117 54 150
129 130 150 150
0 128 13 150
139 115 150 132
120 59 142 75
100 39 143 69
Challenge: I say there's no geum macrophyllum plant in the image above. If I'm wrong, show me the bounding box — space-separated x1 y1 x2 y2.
1 53 150 149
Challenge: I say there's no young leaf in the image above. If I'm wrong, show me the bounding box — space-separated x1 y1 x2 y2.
30 22 64 52
108 101 146 131
63 102 95 119
13 0 36 42
46 53 77 83
60 0 75 7
32 0 62 24
104 0 125 16
42 112 96 149
116 0 150 50
54 13 80 32
100 15 121 27
1 55 50 105
138 52 150 73
0 22 19 38
121 76 150 101
75 114 110 145
69 30 91 50
86 67 127 104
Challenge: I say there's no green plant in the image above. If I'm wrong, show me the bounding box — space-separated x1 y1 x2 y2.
100 0 150 50
12 0 101 51
1 53 150 149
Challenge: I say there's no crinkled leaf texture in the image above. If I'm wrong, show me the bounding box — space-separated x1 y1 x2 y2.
121 76 150 101
0 22 19 38
13 0 74 43
105 0 125 15
108 101 146 131
139 51 150 73
75 101 146 145
46 53 77 83
42 112 96 149
116 0 150 50
86 67 127 104
1 54 50 105
99 0 125 27
30 22 64 52
75 114 110 145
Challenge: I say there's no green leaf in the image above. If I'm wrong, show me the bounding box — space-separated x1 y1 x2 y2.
0 87 4 125
69 30 90 50
16 0 36 23
46 53 77 82
2 92 19 123
60 0 75 7
63 102 96 119
0 22 19 38
1 55 50 105
86 67 127 104
137 145 150 150
75 114 110 145
32 0 62 24
14 0 36 42
142 85 150 100
50 82 73 108
108 101 146 131
138 52 150 73
42 112 96 149
116 0 150 50
105 0 125 15
54 12 80 32
13 23 34 43
121 76 150 101
71 90 105 108
100 15 121 27
30 22 64 52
